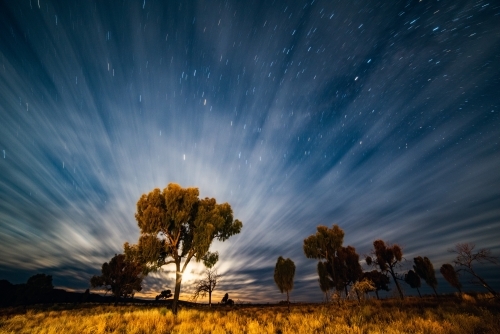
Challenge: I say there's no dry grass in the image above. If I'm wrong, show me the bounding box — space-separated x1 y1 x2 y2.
0 297 499 334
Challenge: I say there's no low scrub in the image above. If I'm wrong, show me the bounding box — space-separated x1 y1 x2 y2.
0 298 499 334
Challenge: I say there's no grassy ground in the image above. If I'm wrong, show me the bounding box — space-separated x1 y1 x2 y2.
1 295 499 334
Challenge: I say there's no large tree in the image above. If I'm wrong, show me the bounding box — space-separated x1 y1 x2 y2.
367 239 404 299
125 183 242 314
450 243 498 296
90 254 143 304
440 263 462 293
413 256 438 297
274 256 295 310
303 224 345 297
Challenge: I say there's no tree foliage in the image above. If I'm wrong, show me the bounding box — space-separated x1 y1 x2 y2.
90 254 143 303
125 183 242 314
367 239 404 299
404 269 422 298
274 256 295 309
361 270 390 300
192 268 221 306
450 243 498 296
413 256 438 297
440 263 462 293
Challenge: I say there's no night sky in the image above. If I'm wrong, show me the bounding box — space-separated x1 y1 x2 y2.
1 0 499 303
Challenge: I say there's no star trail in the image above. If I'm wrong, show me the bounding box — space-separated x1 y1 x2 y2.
1 0 499 302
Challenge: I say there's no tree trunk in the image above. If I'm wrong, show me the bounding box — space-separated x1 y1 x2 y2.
375 290 379 300
416 287 422 298
209 290 212 307
432 286 439 298
286 290 290 312
172 261 182 315
389 267 404 299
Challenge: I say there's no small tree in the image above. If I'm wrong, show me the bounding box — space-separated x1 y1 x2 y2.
192 268 221 306
351 279 376 303
90 254 143 304
450 243 498 296
404 270 422 298
156 290 172 300
361 270 389 300
274 256 295 310
367 240 404 299
440 263 462 293
221 292 234 305
413 256 438 297
125 183 242 314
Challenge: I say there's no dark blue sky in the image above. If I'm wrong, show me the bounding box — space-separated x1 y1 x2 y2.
1 0 499 302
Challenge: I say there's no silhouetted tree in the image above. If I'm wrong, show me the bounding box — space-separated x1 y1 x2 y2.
274 256 295 310
440 263 462 293
404 270 422 298
361 270 389 300
156 290 172 300
221 292 234 305
192 268 221 306
413 256 438 297
125 183 242 314
0 280 15 306
90 253 143 304
15 273 54 304
450 243 498 296
367 240 404 299
303 224 345 296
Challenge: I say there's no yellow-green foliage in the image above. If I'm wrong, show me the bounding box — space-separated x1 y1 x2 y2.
0 298 499 334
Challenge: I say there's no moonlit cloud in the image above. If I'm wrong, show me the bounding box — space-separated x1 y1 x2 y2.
1 0 499 301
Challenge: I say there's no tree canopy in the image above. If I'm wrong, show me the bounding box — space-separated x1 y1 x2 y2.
125 183 242 314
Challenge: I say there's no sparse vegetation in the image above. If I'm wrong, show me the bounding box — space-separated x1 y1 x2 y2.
0 297 499 334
